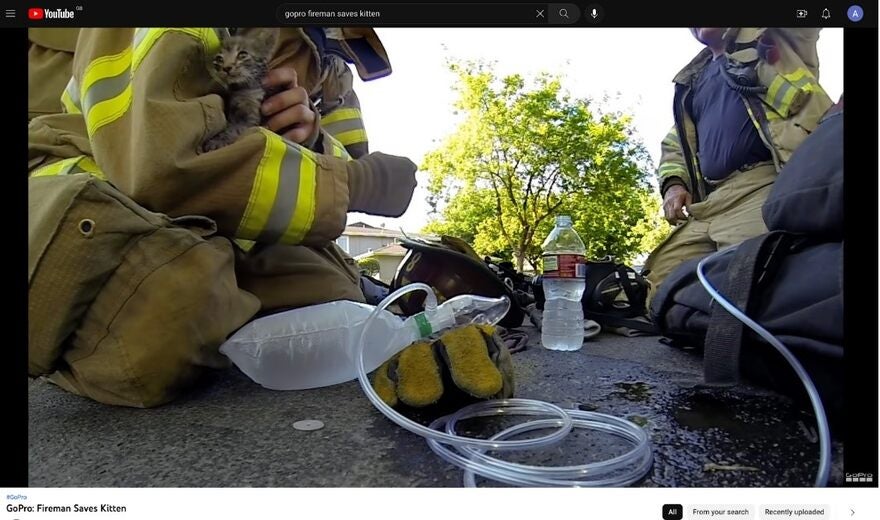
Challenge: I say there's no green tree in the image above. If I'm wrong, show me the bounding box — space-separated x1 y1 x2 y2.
356 257 380 277
422 61 661 270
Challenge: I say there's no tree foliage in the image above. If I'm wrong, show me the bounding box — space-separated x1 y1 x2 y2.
423 62 663 270
356 257 380 276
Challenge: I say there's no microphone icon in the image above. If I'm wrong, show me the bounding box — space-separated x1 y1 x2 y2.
586 4 602 23
591 8 598 18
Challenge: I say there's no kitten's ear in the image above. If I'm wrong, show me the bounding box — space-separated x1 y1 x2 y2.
251 27 280 57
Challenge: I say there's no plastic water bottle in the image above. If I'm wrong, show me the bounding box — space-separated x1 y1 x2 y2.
219 293 510 391
541 215 586 351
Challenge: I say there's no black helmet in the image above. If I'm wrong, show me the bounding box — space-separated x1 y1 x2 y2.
391 236 527 328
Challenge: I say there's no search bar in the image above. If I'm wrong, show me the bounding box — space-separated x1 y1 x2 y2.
276 4 580 25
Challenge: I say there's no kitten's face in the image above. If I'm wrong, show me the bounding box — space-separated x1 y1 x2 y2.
211 29 278 88
212 37 263 88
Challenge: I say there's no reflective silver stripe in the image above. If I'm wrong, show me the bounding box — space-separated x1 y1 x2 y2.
82 65 131 117
770 81 793 113
65 77 82 111
323 117 364 137
256 146 303 243
133 28 150 49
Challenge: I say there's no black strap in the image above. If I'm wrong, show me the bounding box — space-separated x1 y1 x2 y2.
702 232 789 387
615 265 640 307
585 312 658 335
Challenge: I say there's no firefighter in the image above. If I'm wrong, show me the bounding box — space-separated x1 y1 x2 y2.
643 28 834 298
28 28 417 406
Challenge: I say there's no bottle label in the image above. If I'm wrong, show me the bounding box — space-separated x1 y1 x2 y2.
542 254 586 279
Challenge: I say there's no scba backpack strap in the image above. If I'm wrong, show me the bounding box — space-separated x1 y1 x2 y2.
702 232 794 387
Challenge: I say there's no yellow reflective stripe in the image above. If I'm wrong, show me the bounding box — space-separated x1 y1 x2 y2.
31 156 106 180
237 130 319 244
766 75 787 108
79 28 222 136
132 28 221 71
662 134 680 148
81 47 131 94
31 157 81 177
322 107 367 147
785 69 825 96
658 164 688 180
779 83 799 113
80 47 133 136
782 69 812 85
743 102 764 134
132 28 158 70
659 163 686 175
321 107 361 126
765 68 819 119
281 149 317 244
81 48 133 136
234 239 257 252
69 156 101 175
332 128 369 146
237 130 284 240
325 133 352 160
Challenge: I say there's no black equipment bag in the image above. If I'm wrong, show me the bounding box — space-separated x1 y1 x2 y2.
650 109 844 413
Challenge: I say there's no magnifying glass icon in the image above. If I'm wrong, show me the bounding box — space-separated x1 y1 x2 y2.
559 8 569 18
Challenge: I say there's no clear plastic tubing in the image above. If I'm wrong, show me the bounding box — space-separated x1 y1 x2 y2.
697 249 830 487
355 283 654 487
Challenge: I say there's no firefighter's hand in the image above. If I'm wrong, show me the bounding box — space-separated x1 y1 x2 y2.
663 184 692 224
261 67 318 145
372 324 515 408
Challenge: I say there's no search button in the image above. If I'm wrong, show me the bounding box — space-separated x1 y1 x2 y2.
549 3 580 24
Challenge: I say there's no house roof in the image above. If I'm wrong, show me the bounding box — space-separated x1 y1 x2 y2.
342 225 406 238
354 243 409 259
342 225 435 240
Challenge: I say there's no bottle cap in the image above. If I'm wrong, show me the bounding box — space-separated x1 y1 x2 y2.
556 215 572 226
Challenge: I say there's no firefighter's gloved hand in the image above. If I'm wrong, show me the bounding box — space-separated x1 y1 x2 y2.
346 152 417 217
372 324 515 408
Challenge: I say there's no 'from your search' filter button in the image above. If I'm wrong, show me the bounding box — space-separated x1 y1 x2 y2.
688 505 754 519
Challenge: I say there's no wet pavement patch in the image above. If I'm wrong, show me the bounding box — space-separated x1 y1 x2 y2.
613 381 653 402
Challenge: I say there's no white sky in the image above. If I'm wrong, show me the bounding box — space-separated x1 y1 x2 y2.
345 28 844 233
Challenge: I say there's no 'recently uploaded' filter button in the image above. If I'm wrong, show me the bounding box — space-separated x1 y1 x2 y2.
760 505 830 519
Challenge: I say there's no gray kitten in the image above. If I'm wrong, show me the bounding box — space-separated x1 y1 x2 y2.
202 28 280 152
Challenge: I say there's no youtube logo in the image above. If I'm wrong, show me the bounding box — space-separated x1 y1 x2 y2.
27 7 75 19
